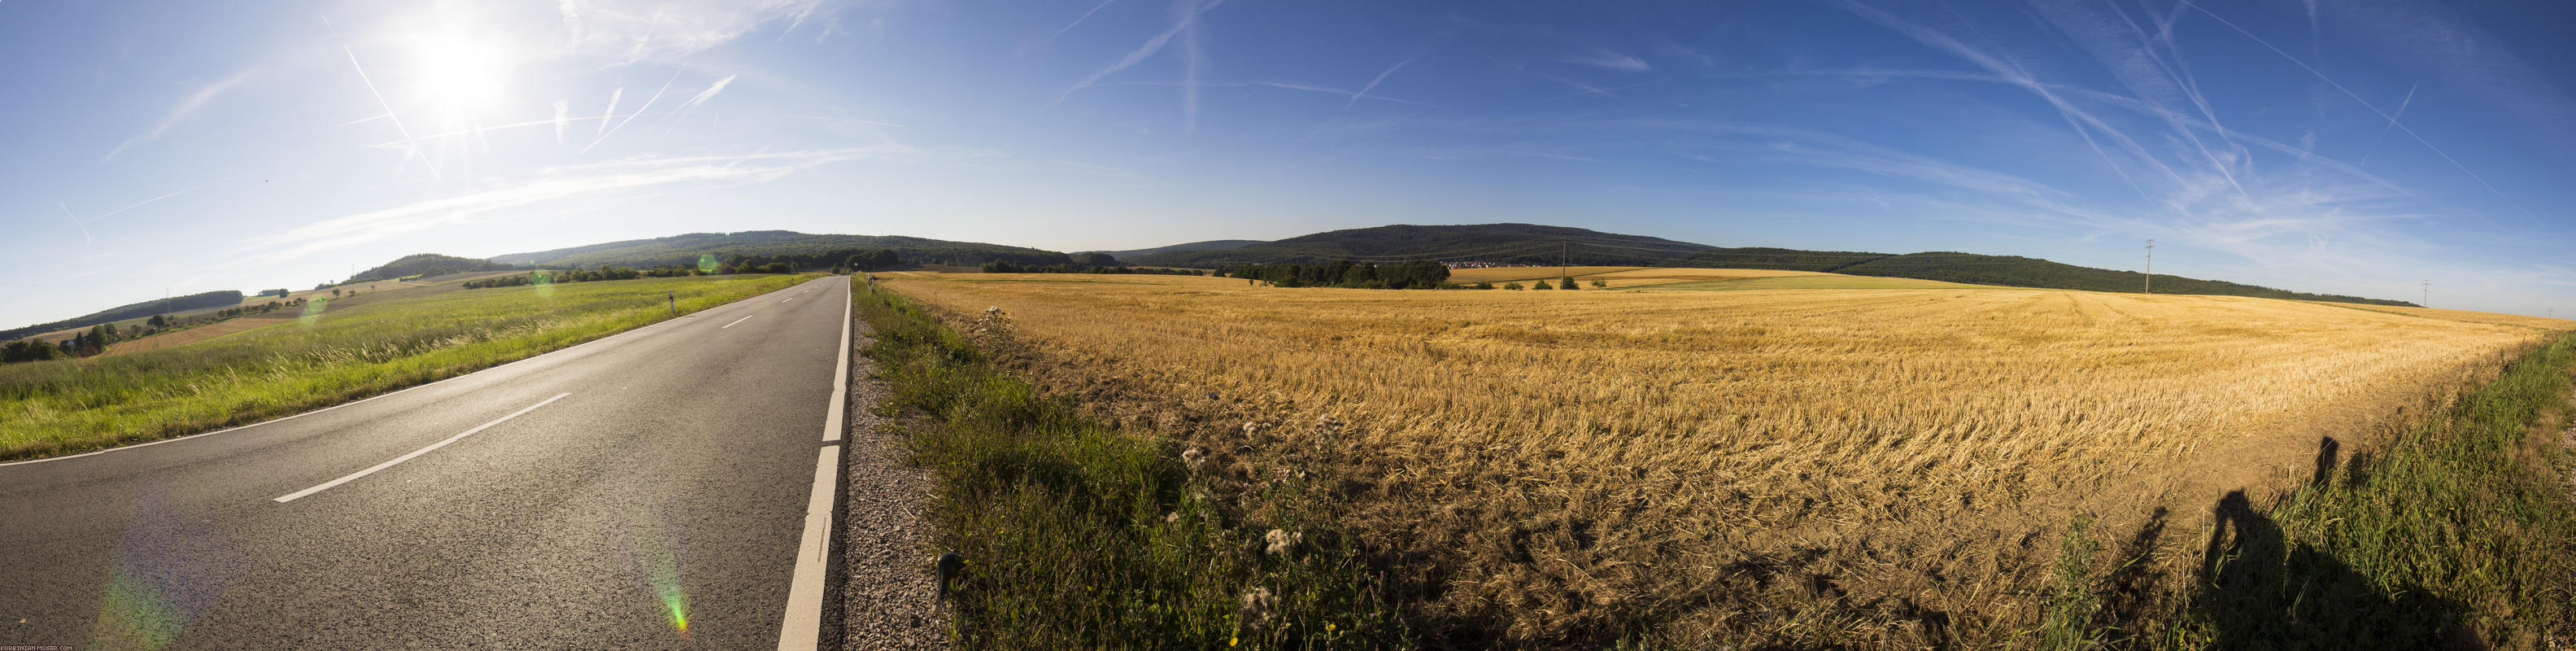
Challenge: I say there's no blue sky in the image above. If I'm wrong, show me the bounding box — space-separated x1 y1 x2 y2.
5 0 2574 327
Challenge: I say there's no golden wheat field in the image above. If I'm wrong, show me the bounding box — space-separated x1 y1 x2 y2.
1445 265 1843 289
878 270 2571 646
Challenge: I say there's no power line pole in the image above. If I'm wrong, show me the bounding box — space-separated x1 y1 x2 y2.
2142 239 2153 295
2421 280 2430 307
1559 239 1569 279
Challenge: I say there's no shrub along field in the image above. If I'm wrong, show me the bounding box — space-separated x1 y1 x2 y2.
0 273 817 460
874 271 2576 648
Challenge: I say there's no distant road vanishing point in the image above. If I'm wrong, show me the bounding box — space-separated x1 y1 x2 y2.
0 276 853 650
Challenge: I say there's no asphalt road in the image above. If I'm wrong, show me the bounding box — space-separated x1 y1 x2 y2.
0 275 852 650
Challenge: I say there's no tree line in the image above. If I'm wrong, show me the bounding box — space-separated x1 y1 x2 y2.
0 291 245 342
1 298 303 363
1216 260 1450 289
463 259 809 290
979 260 1205 276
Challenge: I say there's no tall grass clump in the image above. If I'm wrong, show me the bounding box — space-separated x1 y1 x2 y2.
0 274 816 460
856 284 1408 650
2039 516 2105 650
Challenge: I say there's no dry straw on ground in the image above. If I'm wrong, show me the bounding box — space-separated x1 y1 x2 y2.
881 270 2569 647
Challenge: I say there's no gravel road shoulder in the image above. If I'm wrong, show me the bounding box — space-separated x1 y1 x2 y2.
839 317 947 649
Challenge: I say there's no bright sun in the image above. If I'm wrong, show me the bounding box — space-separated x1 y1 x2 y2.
409 30 514 119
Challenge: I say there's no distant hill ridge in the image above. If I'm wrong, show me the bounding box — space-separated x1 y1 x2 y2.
490 230 1072 269
347 254 525 283
2 291 244 341
1128 223 2417 307
1089 239 1268 259
10 224 2414 336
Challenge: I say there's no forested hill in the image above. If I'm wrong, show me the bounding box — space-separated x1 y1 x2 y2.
1832 253 2408 305
1128 223 2417 306
347 254 525 283
1094 239 1267 259
490 230 1072 269
1128 224 1721 268
2 291 244 341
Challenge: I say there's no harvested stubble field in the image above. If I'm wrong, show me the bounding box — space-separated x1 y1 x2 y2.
878 271 2570 647
1446 266 1835 289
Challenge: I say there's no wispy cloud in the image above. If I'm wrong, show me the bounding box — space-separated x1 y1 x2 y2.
665 74 739 131
584 69 682 154
232 149 888 264
1252 81 1438 108
74 176 241 225
1833 0 2170 204
1564 48 1649 72
55 177 238 259
551 100 571 143
1057 0 1225 104
367 111 678 149
102 68 255 162
599 87 624 133
555 0 848 61
1180 0 1208 133
329 22 438 180
2181 2 2526 217
1350 50 1429 108
59 203 89 254
1520 75 1640 105
1801 1 2468 294
1044 0 1118 46
1654 40 1715 69
2358 82 2416 166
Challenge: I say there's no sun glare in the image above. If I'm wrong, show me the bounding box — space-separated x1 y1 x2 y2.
409 30 514 117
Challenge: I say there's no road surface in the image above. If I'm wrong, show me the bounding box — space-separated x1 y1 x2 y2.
0 275 852 649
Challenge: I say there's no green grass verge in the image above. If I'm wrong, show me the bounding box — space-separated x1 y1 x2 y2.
0 274 817 460
2059 331 2576 648
855 283 1410 650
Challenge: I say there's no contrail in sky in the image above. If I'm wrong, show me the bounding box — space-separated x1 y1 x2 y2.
585 71 681 154
325 14 438 181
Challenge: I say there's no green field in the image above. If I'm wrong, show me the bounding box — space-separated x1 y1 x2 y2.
0 273 817 461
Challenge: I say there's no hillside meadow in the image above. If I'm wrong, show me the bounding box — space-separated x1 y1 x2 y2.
0 273 817 460
876 270 2573 647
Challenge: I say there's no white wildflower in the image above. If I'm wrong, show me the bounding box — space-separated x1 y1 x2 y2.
1263 528 1301 556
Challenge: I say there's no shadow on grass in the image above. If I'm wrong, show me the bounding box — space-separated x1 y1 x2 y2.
2187 437 2480 650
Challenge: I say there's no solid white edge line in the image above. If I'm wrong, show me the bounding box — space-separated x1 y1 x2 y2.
272 392 571 503
777 274 853 651
723 314 756 329
1 277 819 470
824 279 850 443
778 444 839 651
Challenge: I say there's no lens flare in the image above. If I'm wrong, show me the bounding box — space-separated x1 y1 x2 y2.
625 507 691 640
91 489 230 651
533 270 556 299
92 566 183 650
696 254 719 275
298 297 329 328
